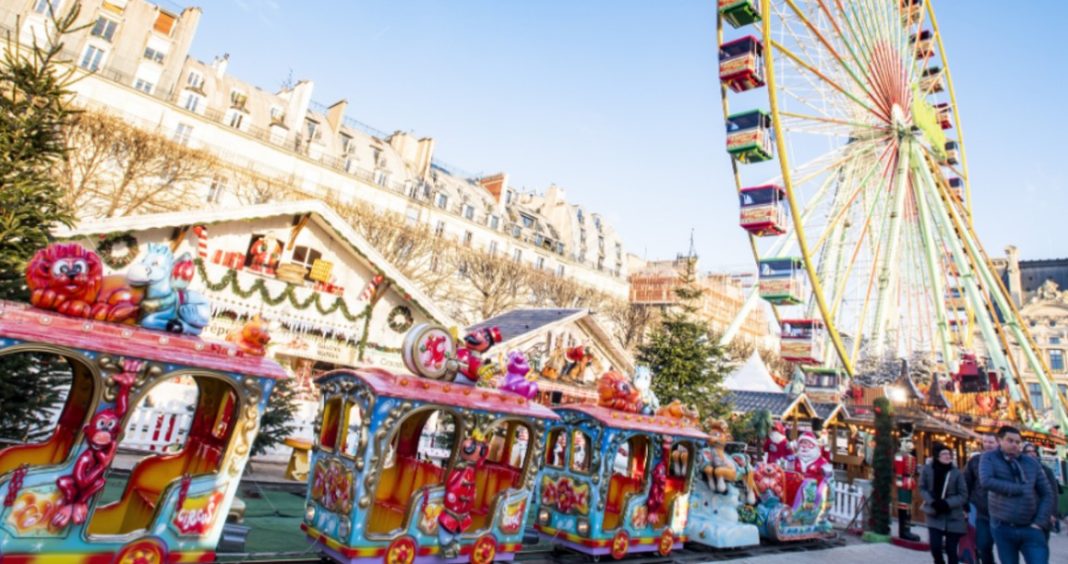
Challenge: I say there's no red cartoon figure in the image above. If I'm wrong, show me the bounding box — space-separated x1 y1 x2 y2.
791 431 830 483
453 326 502 384
763 421 793 465
26 243 140 322
596 371 642 413
246 236 282 275
646 436 672 527
438 429 489 557
51 359 141 529
227 315 271 356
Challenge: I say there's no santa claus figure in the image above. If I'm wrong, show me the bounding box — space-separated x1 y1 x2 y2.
764 422 793 464
792 431 830 483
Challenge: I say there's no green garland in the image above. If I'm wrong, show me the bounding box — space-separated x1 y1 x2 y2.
96 232 139 269
195 258 371 322
387 305 414 333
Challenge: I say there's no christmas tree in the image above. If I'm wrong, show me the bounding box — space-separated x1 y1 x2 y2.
0 7 81 442
869 397 895 537
637 250 730 420
251 376 300 457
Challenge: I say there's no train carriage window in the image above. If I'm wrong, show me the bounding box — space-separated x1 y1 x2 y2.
340 400 363 459
367 409 458 535
570 430 591 473
546 428 566 467
604 435 650 530
319 396 343 451
470 420 533 532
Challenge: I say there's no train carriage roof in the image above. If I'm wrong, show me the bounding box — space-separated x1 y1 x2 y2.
0 301 288 380
554 404 707 440
316 368 560 420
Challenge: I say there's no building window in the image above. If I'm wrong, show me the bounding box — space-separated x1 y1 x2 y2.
594 216 602 231
373 170 389 187
132 78 154 94
1052 336 1062 345
90 17 118 42
577 209 584 224
511 225 521 238
513 249 522 262
206 175 227 203
1050 350 1065 372
340 133 353 154
230 90 248 110
34 0 62 15
463 231 472 247
505 191 514 204
488 240 498 257
226 110 245 130
173 123 193 146
304 119 320 142
435 193 448 209
616 243 622 257
434 221 445 236
489 215 499 230
186 70 204 90
556 265 565 277
536 257 545 270
290 246 322 280
182 92 201 112
463 204 474 220
143 46 165 64
405 208 418 226
79 45 105 71
1030 383 1045 411
520 214 535 228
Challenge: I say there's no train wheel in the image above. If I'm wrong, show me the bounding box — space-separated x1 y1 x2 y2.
114 538 166 564
657 529 674 557
385 536 416 564
610 530 629 560
470 534 497 564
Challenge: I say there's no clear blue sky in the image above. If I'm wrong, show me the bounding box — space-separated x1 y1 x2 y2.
187 1 1066 270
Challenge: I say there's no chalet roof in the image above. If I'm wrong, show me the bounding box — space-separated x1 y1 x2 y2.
726 390 819 420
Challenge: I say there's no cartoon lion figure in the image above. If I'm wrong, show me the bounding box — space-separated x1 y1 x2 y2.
26 243 139 322
226 315 271 356
597 371 642 413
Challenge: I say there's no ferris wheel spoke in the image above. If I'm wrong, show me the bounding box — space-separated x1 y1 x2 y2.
771 39 886 122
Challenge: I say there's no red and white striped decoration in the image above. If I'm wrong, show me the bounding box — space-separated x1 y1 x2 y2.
359 274 384 301
191 225 209 260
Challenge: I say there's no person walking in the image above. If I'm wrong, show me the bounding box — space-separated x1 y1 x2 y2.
965 434 999 563
921 442 969 564
1022 443 1062 534
980 426 1054 564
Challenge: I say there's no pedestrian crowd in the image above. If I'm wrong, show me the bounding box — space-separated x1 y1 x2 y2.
917 425 1063 564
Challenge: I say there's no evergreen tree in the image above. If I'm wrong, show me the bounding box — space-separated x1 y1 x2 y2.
0 6 82 442
637 253 730 419
251 376 300 457
870 397 895 535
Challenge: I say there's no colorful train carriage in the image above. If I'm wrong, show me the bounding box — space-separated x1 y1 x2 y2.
533 394 705 560
302 365 559 564
0 301 287 563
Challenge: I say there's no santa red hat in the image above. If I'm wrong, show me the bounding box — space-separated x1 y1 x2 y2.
771 421 787 434
797 431 819 446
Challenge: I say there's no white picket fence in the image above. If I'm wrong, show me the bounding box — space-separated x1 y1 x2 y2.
829 480 869 527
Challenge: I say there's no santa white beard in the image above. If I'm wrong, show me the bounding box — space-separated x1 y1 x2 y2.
797 444 820 469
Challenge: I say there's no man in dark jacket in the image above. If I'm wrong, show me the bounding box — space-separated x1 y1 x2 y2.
979 426 1053 564
965 434 999 564
1023 443 1062 533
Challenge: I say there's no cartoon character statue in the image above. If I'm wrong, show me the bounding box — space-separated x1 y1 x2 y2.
247 236 282 275
764 421 793 465
127 244 211 335
657 400 700 426
632 365 660 415
791 431 831 483
893 431 921 542
703 419 740 494
26 243 140 322
453 326 502 384
438 429 489 558
596 371 642 413
52 359 141 529
562 345 591 380
226 315 271 356
687 442 760 549
500 350 538 399
645 436 672 527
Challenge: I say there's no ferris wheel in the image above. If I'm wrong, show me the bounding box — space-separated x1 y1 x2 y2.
714 0 1067 429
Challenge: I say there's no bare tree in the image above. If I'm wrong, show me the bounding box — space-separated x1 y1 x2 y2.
451 248 535 323
56 111 217 218
603 300 659 353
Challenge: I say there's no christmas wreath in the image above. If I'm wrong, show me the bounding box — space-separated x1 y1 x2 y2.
96 233 139 269
387 305 413 333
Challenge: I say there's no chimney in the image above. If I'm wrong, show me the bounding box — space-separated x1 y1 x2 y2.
212 53 229 78
478 173 508 203
325 99 347 132
414 137 434 179
1006 245 1023 306
545 184 565 207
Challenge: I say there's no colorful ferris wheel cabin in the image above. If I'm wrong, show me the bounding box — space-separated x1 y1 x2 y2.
739 184 787 236
943 141 960 166
534 401 705 560
779 319 825 365
726 110 774 163
934 103 953 130
947 177 964 200
946 287 967 311
302 367 559 564
901 0 924 25
0 302 287 563
719 36 765 93
921 66 945 93
911 30 934 59
718 0 761 28
758 257 806 305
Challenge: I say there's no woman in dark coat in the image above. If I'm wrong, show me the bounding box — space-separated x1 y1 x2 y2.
920 442 968 564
